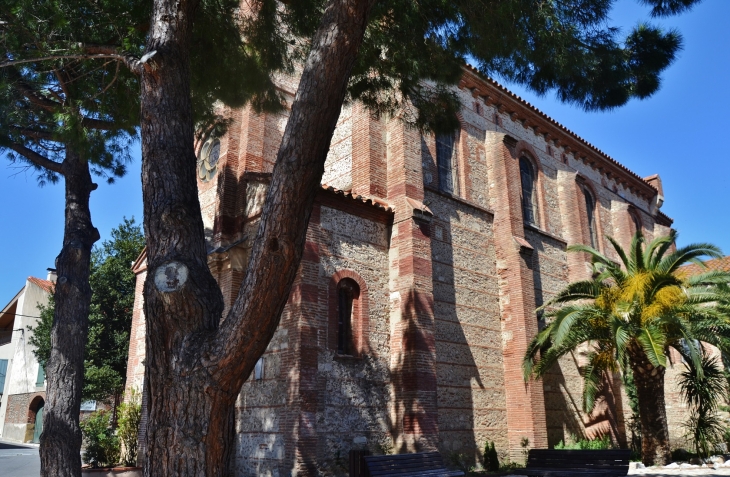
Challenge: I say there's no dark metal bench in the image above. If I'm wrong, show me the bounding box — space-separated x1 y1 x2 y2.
362 451 465 477
511 449 631 476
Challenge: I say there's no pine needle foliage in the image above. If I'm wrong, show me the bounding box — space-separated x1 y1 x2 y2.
0 0 146 184
2 0 706 141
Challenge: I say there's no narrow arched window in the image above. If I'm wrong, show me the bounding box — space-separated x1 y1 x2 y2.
436 132 456 194
629 209 641 237
519 157 538 225
337 279 359 355
582 186 598 248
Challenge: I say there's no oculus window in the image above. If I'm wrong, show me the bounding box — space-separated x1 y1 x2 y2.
198 137 221 182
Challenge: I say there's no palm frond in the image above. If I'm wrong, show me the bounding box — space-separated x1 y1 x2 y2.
541 280 605 309
630 232 646 273
657 244 723 276
611 318 632 365
582 354 605 414
606 235 631 272
644 231 675 270
687 270 730 287
636 326 667 368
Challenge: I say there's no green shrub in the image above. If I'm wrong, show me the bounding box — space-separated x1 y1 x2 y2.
554 434 613 450
117 389 142 466
679 355 727 458
483 441 499 472
80 410 120 468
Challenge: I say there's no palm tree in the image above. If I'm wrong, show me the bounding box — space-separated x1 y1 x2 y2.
523 231 730 466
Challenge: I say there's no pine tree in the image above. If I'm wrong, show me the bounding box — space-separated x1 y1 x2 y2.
0 2 145 473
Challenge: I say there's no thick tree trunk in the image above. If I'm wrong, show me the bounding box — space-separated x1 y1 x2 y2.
40 150 100 477
140 0 375 475
628 344 671 466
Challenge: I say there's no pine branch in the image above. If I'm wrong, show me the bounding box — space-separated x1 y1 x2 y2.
0 45 155 75
81 118 119 130
9 127 55 141
8 74 63 112
7 142 65 174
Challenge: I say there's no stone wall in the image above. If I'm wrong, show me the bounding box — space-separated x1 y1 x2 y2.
124 66 685 475
233 196 392 477
425 188 507 465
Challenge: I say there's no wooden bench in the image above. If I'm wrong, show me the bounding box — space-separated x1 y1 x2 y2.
510 449 631 476
361 451 465 477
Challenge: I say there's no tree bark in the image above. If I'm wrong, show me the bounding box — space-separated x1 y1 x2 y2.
40 150 100 477
139 0 375 475
628 343 672 466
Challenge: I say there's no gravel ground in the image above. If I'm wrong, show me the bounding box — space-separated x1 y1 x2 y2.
502 467 730 476
629 467 730 476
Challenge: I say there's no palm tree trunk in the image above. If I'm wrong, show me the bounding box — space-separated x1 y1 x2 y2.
628 344 671 466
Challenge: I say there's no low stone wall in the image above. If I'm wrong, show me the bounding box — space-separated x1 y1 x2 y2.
1 422 30 442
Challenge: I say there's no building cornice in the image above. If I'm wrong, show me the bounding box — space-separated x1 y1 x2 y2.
460 66 659 204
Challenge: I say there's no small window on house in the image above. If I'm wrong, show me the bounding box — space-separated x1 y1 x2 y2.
254 357 264 381
582 186 598 249
519 157 538 226
0 359 7 395
36 365 45 387
337 279 359 355
436 133 456 194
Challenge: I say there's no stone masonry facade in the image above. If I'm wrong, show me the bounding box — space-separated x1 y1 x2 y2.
126 67 683 476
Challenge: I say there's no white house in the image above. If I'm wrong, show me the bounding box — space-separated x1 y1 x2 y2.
0 270 54 442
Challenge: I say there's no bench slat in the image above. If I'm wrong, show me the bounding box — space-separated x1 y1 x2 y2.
363 452 463 477
522 449 630 477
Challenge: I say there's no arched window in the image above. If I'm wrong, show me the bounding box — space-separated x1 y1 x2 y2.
582 186 598 248
519 157 538 225
629 209 642 237
436 132 456 194
337 279 359 355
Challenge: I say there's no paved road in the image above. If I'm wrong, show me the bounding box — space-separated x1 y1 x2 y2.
0 440 40 477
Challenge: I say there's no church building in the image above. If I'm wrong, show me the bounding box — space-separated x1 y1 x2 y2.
125 67 685 476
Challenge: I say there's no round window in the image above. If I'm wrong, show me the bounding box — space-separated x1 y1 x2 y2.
198 137 221 182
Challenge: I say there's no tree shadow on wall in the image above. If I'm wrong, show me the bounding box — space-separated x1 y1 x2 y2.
393 204 484 468
542 352 628 448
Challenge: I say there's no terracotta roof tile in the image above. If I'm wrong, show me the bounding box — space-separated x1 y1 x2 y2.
320 184 393 212
680 256 730 277
462 64 658 193
28 277 54 293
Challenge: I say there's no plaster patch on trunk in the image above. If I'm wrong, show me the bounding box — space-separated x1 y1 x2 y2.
154 262 189 292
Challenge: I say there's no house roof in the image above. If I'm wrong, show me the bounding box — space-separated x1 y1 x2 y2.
680 256 730 277
27 277 54 293
461 65 665 207
320 184 393 212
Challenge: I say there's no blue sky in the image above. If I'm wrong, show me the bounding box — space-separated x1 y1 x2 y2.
0 0 728 303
